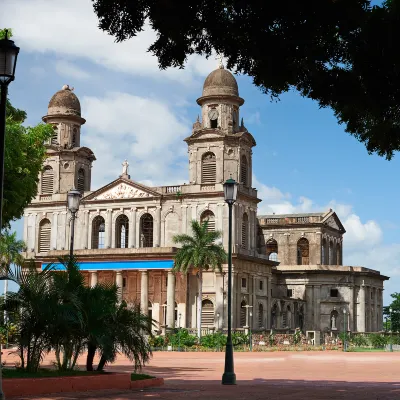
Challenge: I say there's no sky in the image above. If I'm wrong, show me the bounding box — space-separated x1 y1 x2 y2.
2 0 399 304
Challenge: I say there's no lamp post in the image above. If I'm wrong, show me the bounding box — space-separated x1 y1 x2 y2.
249 311 253 352
178 313 182 352
343 309 347 352
0 29 20 400
0 30 19 233
390 307 393 352
67 188 81 258
222 178 238 385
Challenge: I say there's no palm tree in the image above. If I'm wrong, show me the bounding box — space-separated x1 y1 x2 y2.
0 230 25 326
173 219 227 339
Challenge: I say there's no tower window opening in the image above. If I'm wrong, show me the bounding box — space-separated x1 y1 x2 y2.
201 152 216 184
210 119 218 128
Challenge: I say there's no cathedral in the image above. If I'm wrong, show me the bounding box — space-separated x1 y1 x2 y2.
22 64 389 338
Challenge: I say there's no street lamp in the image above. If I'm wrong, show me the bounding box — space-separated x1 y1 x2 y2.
0 29 19 400
249 311 253 351
343 309 347 352
67 188 81 258
0 30 19 232
178 313 182 352
222 178 238 385
390 307 393 352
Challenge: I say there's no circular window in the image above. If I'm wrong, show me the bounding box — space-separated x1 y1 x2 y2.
64 162 70 169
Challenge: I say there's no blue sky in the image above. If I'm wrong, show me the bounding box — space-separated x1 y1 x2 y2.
3 0 399 304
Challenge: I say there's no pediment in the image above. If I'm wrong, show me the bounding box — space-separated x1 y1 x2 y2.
322 212 346 233
83 178 160 201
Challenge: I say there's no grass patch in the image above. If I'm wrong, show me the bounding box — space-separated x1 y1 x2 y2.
348 347 386 352
130 373 155 381
2 368 107 379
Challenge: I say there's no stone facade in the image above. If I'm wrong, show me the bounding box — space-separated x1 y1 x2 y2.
22 66 388 336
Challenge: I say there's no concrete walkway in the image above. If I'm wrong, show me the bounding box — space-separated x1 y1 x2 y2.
5 351 400 399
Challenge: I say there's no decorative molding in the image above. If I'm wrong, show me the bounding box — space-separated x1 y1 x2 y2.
94 183 152 200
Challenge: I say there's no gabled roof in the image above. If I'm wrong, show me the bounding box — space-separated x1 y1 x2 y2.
321 210 346 234
82 177 161 202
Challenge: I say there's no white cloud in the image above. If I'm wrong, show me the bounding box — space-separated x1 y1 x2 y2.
4 0 218 84
246 111 261 125
55 60 91 80
81 92 189 189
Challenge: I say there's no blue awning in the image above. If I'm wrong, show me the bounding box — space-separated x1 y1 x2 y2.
42 259 174 271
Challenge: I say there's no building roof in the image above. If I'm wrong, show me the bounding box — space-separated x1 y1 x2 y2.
47 85 81 117
202 66 239 97
258 212 326 219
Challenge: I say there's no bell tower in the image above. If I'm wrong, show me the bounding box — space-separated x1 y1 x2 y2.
185 63 256 189
38 85 95 200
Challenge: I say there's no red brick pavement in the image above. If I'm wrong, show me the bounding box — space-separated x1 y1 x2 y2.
3 350 400 399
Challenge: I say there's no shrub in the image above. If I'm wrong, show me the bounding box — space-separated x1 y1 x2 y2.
200 332 226 348
232 331 249 347
148 336 165 348
369 333 388 349
166 329 197 348
350 335 369 347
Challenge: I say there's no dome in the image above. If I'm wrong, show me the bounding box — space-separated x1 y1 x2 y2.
47 85 81 116
202 66 239 97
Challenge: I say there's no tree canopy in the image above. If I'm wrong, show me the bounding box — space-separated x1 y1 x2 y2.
91 0 400 159
0 29 53 229
384 292 400 332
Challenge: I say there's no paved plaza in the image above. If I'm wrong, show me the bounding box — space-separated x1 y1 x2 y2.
4 350 400 399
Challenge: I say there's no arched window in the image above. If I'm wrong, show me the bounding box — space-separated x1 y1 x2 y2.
297 238 309 265
258 303 264 328
39 218 51 252
41 166 54 195
328 241 333 265
51 125 58 145
201 299 214 327
201 152 216 184
241 213 248 249
286 305 292 328
200 210 215 232
140 213 153 247
77 168 85 192
92 216 105 249
271 303 278 329
72 127 78 147
240 300 247 327
337 243 342 265
116 214 129 248
240 155 248 186
266 239 278 261
321 238 327 264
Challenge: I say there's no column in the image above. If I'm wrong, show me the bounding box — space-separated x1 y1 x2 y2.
373 287 378 331
154 206 161 247
31 213 37 251
51 212 58 250
90 271 98 287
348 284 355 332
357 283 366 332
284 233 290 265
140 270 149 315
266 276 271 329
251 276 257 329
380 289 384 331
215 272 224 330
166 270 176 328
116 271 123 302
106 209 112 248
235 273 241 328
181 205 188 235
305 285 314 330
314 285 321 331
83 211 89 249
128 208 136 248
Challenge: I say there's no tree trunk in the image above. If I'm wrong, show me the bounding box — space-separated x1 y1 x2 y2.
97 354 107 371
86 342 96 371
197 269 203 339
